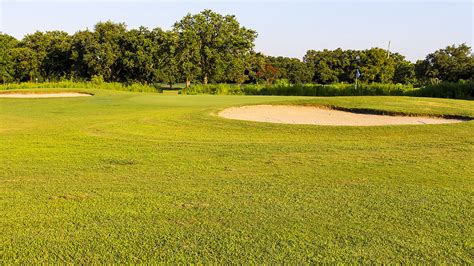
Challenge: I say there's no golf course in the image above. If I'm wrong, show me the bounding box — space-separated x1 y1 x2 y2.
1 1 473 262
1 88 473 263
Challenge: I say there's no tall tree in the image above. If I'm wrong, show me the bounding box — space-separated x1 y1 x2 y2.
267 56 313 84
173 9 257 85
155 30 180 88
0 33 17 83
10 47 38 82
42 31 73 80
121 26 161 83
391 53 416 84
415 44 474 83
247 52 267 84
71 21 127 81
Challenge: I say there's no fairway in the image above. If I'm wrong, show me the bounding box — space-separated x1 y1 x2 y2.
1 89 473 263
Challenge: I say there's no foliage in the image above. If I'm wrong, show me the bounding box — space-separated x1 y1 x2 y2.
409 81 474 99
10 46 38 82
0 33 17 83
0 81 160 93
266 56 313 84
182 82 415 97
181 83 243 95
415 44 474 83
181 81 474 100
0 11 472 87
172 10 257 85
303 48 418 85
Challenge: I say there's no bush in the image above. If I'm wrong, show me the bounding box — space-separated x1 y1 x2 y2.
2 81 471 100
91 75 105 85
181 84 244 95
238 83 414 97
0 81 161 93
181 82 424 97
410 81 474 99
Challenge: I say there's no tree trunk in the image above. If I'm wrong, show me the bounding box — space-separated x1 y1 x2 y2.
186 77 191 88
203 74 208 85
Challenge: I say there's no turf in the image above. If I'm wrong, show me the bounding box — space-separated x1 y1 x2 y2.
1 89 473 263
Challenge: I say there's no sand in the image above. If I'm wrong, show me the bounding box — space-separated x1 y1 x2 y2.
218 105 464 126
0 92 92 98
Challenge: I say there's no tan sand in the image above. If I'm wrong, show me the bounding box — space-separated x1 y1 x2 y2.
218 105 464 126
0 92 91 98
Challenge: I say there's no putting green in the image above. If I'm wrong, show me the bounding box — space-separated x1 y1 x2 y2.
1 89 473 263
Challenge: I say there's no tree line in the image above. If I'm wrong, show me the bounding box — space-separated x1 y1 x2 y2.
0 10 472 87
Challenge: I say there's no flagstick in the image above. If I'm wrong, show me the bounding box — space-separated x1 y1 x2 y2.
355 75 359 95
387 40 391 59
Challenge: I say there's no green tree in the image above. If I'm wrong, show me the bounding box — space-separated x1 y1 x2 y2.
10 47 38 82
42 31 73 80
156 30 180 88
173 10 257 85
19 31 49 81
0 33 17 83
359 48 394 83
267 56 313 84
247 52 267 84
304 49 348 84
18 31 73 81
415 44 474 83
121 26 161 83
391 53 416 84
71 21 127 81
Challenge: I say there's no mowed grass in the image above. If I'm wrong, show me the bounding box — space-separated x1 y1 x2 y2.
0 89 473 263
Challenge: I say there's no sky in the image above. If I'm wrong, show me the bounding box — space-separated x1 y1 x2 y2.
0 0 472 62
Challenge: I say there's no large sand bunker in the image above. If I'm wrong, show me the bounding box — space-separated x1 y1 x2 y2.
219 105 465 126
0 92 92 98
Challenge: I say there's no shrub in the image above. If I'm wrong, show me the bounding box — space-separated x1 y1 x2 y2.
411 81 474 99
0 81 161 93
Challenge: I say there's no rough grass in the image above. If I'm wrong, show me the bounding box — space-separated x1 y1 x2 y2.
0 89 473 263
0 81 160 93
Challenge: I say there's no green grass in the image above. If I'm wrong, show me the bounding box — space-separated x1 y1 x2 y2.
0 81 161 93
1 88 473 263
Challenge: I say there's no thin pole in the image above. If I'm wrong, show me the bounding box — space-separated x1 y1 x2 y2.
387 40 391 59
355 75 358 94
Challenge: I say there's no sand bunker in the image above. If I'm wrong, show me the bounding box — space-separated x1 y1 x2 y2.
0 92 91 98
219 105 464 126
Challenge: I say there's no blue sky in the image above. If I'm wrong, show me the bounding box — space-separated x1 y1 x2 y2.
0 1 472 61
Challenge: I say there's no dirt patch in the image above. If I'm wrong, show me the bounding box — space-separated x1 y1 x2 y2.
0 92 92 98
218 105 465 126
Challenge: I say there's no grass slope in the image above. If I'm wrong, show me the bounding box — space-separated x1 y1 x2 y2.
1 89 473 263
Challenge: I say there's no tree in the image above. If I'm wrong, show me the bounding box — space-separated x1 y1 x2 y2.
71 21 127 82
155 30 180 88
358 48 394 83
267 56 313 84
173 10 257 85
304 49 348 84
260 64 280 85
304 48 417 85
391 53 416 84
10 47 38 82
0 33 17 83
121 26 161 83
247 52 267 84
415 44 474 83
41 31 73 80
18 31 49 81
